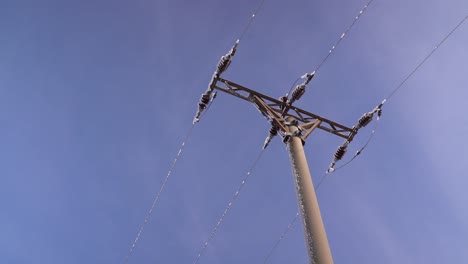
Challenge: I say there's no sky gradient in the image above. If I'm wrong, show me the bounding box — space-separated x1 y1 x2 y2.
1 0 468 263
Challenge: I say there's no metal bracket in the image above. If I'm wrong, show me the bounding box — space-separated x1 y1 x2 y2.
298 120 322 141
212 78 354 142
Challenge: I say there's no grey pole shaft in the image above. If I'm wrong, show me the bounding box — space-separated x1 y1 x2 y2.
286 120 333 264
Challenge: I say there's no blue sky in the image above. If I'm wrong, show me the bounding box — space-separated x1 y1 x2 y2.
1 0 467 263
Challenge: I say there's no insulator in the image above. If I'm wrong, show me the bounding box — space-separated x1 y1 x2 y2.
217 55 232 74
269 126 278 137
198 102 207 110
263 126 278 150
334 145 347 161
290 84 306 102
197 93 211 111
200 93 210 105
377 108 382 118
358 113 373 128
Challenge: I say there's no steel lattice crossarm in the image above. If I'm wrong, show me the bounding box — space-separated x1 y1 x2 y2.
213 77 355 143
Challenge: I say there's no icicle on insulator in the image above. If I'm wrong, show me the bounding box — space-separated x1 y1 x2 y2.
291 84 306 102
358 113 373 128
334 145 347 161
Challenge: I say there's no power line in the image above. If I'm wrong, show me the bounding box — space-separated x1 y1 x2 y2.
123 124 195 263
332 120 379 172
123 96 217 263
314 0 375 73
385 15 468 101
190 2 271 262
286 0 374 104
194 149 265 264
238 0 268 42
326 14 468 174
263 14 467 263
262 212 299 264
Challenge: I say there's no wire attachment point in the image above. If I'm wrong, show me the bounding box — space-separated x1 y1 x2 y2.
263 125 278 150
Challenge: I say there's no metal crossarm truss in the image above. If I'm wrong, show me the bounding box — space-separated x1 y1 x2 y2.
213 77 355 141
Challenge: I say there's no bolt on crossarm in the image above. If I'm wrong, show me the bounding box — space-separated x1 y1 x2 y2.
206 76 356 264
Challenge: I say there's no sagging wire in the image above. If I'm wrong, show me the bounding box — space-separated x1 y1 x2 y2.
193 149 266 264
123 124 196 264
285 77 302 98
333 120 379 172
263 14 467 264
326 102 383 173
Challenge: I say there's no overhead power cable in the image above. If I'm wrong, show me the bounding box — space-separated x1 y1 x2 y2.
286 0 374 102
314 0 375 73
385 15 468 101
194 149 266 264
123 124 195 263
124 96 216 263
191 1 270 262
326 14 468 174
238 0 268 42
262 212 300 264
264 15 468 263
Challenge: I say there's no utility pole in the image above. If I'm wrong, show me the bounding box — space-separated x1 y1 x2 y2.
286 117 333 263
193 45 372 263
196 75 357 263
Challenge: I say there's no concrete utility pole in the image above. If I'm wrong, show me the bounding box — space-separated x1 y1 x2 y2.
196 76 357 264
194 43 359 262
286 118 333 263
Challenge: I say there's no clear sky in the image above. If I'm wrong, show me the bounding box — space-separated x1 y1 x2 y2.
1 0 467 263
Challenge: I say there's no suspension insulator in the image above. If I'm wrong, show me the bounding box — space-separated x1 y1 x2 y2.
217 55 230 73
269 126 278 137
263 126 278 150
291 84 306 102
200 93 210 105
358 113 373 128
197 93 211 110
198 103 207 110
334 145 347 161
